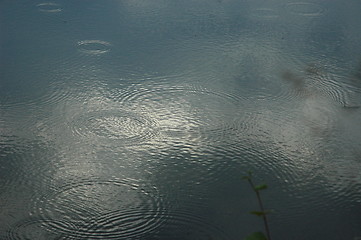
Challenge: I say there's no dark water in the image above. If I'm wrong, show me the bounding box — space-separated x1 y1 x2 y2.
1 0 361 239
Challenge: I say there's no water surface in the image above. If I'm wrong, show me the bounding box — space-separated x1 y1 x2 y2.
1 0 361 239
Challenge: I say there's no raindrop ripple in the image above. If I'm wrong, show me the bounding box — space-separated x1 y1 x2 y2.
77 40 112 55
6 218 78 240
31 177 168 239
149 209 231 240
111 85 243 144
36 2 62 13
68 109 158 145
285 2 325 16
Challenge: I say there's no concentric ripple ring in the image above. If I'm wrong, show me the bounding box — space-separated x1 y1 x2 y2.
77 40 112 55
68 109 158 145
286 2 325 16
31 178 168 238
6 218 78 240
36 2 62 13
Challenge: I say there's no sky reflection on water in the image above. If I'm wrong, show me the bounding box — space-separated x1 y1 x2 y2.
1 0 361 239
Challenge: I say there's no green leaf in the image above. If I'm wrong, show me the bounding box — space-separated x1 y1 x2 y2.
250 210 273 216
254 184 268 191
243 231 267 240
250 211 266 216
242 176 250 180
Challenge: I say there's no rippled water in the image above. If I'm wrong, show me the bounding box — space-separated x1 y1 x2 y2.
1 0 361 239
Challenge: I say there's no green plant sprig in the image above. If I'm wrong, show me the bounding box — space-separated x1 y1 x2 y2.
242 171 272 240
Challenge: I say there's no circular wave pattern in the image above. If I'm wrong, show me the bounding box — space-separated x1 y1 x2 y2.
140 40 224 85
0 81 74 112
32 178 167 238
0 137 56 189
117 85 243 105
317 151 361 208
77 40 112 55
308 72 361 108
149 210 231 240
279 70 314 100
251 8 279 19
267 141 361 229
112 86 243 143
6 218 78 240
36 2 62 13
285 2 325 16
69 110 158 145
76 210 166 239
259 132 361 224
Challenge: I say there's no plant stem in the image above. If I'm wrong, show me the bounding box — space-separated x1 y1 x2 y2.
247 178 272 240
